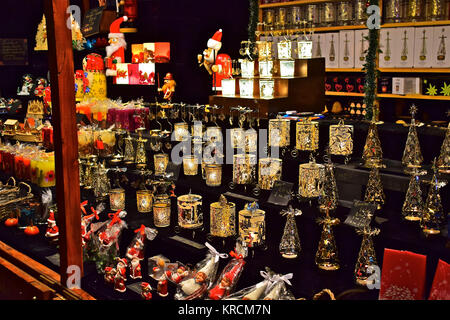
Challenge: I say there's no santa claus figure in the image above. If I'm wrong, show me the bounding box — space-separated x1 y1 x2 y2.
45 210 59 240
168 265 189 284
141 282 153 300
104 266 116 285
105 16 128 78
198 29 222 76
178 258 215 299
81 207 99 247
129 257 142 280
114 258 128 293
208 257 245 300
157 275 169 297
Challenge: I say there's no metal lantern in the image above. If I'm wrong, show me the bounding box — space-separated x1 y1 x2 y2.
210 195 236 238
134 130 147 168
296 120 319 151
205 126 223 144
258 158 282 190
298 157 325 198
233 154 257 185
153 194 171 227
239 78 254 97
329 121 354 156
205 164 222 187
269 118 290 148
238 202 266 247
136 189 153 213
154 153 169 175
177 194 203 229
183 155 198 176
109 188 126 211
174 122 189 141
230 128 245 149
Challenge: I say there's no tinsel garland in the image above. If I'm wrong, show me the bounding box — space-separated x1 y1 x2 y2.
362 0 381 121
248 0 259 60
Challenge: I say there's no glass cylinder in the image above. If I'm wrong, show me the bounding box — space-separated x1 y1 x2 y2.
233 154 257 185
277 40 293 60
174 123 189 142
136 189 153 213
183 155 198 176
290 6 302 29
154 153 169 175
426 0 445 20
337 1 353 25
258 158 283 190
259 59 274 78
329 123 354 156
296 120 319 151
210 196 236 238
240 60 256 78
238 206 266 247
205 164 222 187
109 188 125 211
264 9 275 31
153 195 171 227
298 161 325 198
385 0 403 22
276 7 287 30
408 0 425 21
269 119 290 147
305 4 320 27
95 130 116 157
177 194 203 229
78 127 94 158
321 2 337 26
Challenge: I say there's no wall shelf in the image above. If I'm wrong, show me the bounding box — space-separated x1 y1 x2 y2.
325 92 365 97
326 68 450 73
325 91 450 101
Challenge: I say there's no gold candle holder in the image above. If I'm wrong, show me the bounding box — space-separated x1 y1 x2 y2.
298 158 325 198
238 203 266 247
206 126 223 144
296 120 319 151
329 121 354 156
135 129 148 168
109 188 125 211
245 130 258 153
136 189 153 213
233 154 257 185
153 195 171 227
269 119 290 148
174 123 190 142
258 158 282 190
177 194 203 229
183 156 198 176
230 128 245 149
154 153 169 175
210 195 236 238
205 164 222 187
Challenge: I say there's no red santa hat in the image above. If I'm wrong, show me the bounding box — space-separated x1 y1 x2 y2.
207 29 222 51
117 257 128 266
109 16 128 39
47 210 56 223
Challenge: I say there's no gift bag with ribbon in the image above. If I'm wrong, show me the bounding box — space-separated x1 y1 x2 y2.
261 272 296 300
125 224 158 261
224 268 276 300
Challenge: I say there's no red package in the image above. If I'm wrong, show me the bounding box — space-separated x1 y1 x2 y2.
428 259 450 300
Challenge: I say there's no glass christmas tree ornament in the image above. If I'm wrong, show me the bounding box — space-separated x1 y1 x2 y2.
233 154 257 185
210 195 236 238
421 160 445 235
153 195 171 227
279 206 302 259
221 78 236 96
238 202 266 247
136 189 153 213
402 170 424 221
402 105 424 173
177 193 203 230
174 122 189 142
296 119 319 151
298 155 325 199
123 133 135 164
329 120 353 156
258 157 282 190
354 227 380 286
315 216 340 271
205 164 222 187
109 188 125 211
134 128 148 169
318 157 339 213
364 167 385 210
362 122 384 169
183 155 198 176
436 122 450 174
154 153 169 175
269 118 290 148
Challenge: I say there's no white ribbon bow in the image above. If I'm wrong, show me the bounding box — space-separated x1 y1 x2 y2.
205 242 228 262
264 273 293 296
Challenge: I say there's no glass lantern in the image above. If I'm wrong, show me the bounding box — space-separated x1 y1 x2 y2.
279 59 295 78
174 123 189 142
205 164 222 187
259 79 275 99
258 158 283 190
277 40 293 60
259 59 274 78
205 126 223 144
221 78 236 96
183 155 198 176
239 78 254 97
136 189 153 213
109 188 126 211
238 203 266 247
177 194 203 229
153 194 171 227
269 118 290 148
296 120 319 151
230 128 245 149
329 122 354 156
298 158 325 198
240 59 255 78
210 195 236 238
233 154 257 185
154 153 169 175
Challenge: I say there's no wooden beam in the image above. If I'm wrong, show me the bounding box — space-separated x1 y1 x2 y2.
43 0 83 287
82 0 90 17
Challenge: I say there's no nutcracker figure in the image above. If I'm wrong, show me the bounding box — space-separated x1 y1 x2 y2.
105 16 128 78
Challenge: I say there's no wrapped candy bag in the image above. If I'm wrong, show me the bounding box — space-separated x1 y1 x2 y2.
81 202 104 247
224 268 275 300
126 224 158 280
261 272 295 300
174 242 228 300
207 250 246 300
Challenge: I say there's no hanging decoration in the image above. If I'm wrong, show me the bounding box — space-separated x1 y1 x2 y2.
279 206 302 259
354 227 380 286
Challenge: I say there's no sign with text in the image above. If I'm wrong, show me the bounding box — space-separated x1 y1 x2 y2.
0 39 28 66
344 200 377 228
267 180 293 206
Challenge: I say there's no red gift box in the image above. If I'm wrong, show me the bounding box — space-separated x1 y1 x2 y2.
428 259 450 300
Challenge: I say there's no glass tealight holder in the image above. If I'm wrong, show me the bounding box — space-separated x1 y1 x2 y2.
183 156 198 176
269 118 290 147
154 153 169 175
210 196 236 238
298 160 325 198
136 189 153 213
240 59 255 78
259 79 275 99
205 164 222 187
205 126 223 144
296 120 319 151
221 78 236 96
297 40 313 59
238 206 266 247
259 60 274 78
279 59 295 78
245 130 258 153
258 158 283 190
230 128 245 149
174 123 189 142
233 154 257 185
177 194 203 229
153 195 171 227
277 40 293 60
239 78 254 98
109 188 125 211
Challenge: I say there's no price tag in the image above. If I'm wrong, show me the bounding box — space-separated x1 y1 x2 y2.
267 180 294 206
344 200 377 228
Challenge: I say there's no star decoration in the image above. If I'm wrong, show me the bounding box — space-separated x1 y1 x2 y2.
409 104 418 118
426 84 438 96
440 82 450 96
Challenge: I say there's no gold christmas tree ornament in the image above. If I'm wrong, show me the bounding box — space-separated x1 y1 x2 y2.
402 105 424 173
279 206 302 259
362 122 384 169
421 160 445 235
134 128 148 169
402 169 424 221
123 133 135 164
354 227 380 286
436 122 450 174
318 153 339 213
34 14 48 51
364 167 385 210
315 216 340 271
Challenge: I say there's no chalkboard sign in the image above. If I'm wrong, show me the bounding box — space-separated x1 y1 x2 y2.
267 180 294 206
82 6 105 37
344 200 377 228
0 39 28 66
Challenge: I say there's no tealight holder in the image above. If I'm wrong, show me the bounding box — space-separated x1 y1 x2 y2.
298 158 325 198
183 155 198 176
277 40 293 60
230 128 245 149
259 60 274 78
258 158 282 190
257 41 272 60
297 40 313 59
245 130 258 153
154 153 169 175
239 78 254 98
177 194 203 229
329 121 354 156
279 59 295 77
269 118 290 148
221 78 236 96
109 188 125 211
296 120 319 151
205 126 223 144
233 154 257 185
136 189 153 213
238 203 266 247
259 79 275 99
205 164 222 187
174 123 190 142
210 195 236 238
240 59 256 78
153 194 171 227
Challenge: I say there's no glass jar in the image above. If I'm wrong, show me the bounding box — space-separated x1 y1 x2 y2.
109 188 126 211
153 194 171 227
408 0 425 21
177 194 203 229
205 164 222 187
305 4 320 27
264 9 275 31
136 189 153 213
426 0 445 20
258 158 282 190
385 0 403 23
354 0 368 24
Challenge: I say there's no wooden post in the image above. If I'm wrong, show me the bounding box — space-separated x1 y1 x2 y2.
44 0 82 287
82 0 90 17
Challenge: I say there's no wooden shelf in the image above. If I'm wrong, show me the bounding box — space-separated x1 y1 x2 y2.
260 0 339 8
325 91 364 97
382 20 450 28
377 93 450 100
326 68 364 72
325 68 450 73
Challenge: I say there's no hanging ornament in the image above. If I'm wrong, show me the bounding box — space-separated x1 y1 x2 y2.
402 105 424 173
279 206 302 259
315 215 340 271
354 227 380 286
298 154 325 199
362 122 383 168
364 166 385 210
402 169 424 222
318 153 339 213
329 120 353 156
436 122 450 174
421 160 445 235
